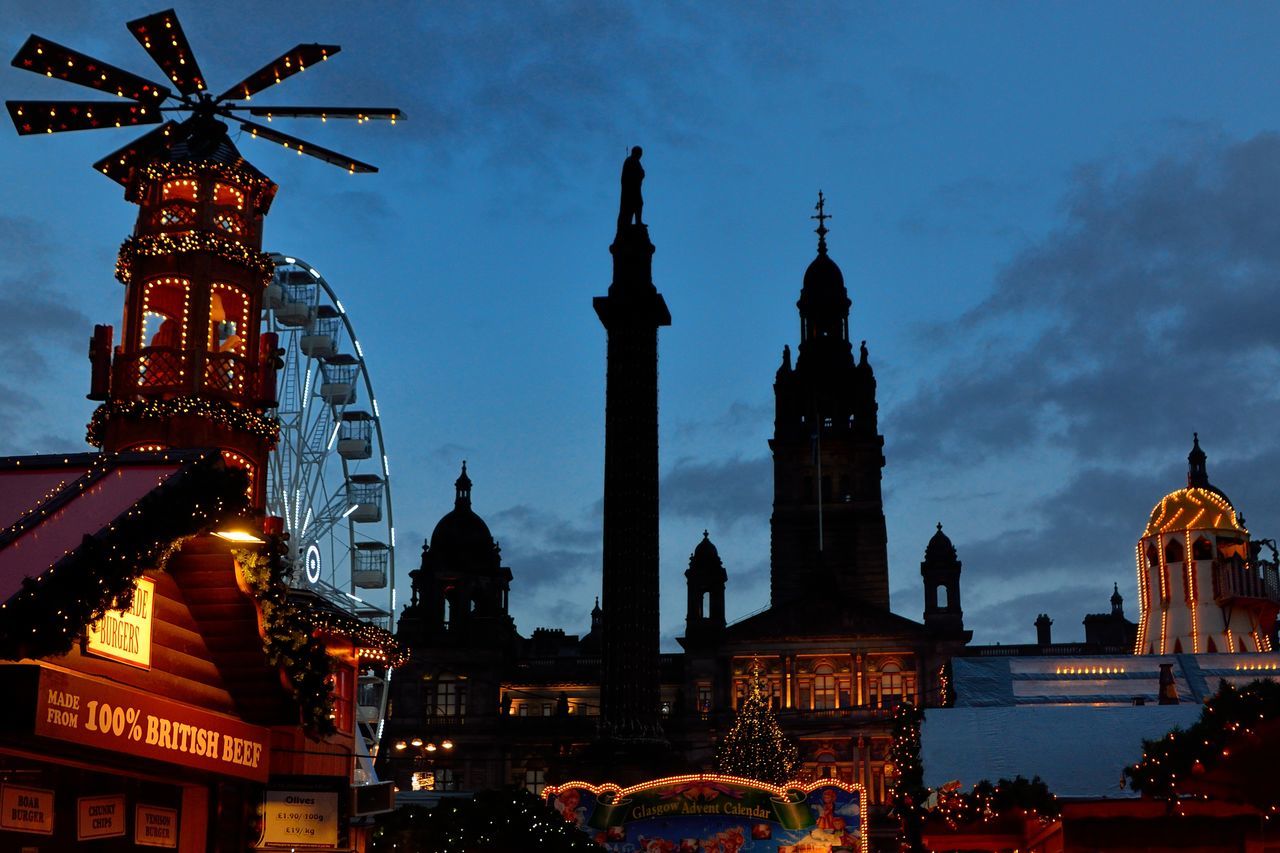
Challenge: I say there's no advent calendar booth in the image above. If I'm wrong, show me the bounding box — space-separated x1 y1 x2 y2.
545 774 869 853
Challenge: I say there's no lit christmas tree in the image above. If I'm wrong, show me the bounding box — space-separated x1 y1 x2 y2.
716 658 798 784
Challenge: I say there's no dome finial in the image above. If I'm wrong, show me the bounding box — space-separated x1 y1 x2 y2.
1187 433 1209 488
811 190 830 255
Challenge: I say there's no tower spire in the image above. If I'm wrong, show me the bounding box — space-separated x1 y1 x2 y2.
811 190 830 255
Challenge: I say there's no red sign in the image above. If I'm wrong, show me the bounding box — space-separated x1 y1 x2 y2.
34 666 269 782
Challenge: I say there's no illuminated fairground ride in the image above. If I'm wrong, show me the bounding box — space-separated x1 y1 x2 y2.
263 254 399 755
5 8 404 770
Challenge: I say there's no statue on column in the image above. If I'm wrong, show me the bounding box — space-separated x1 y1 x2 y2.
618 145 644 230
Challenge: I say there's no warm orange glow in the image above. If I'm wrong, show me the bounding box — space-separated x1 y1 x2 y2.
161 178 198 202
1134 543 1150 654
213 529 264 544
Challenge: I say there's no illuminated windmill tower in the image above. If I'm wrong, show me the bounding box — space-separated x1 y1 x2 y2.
6 9 402 511
1134 435 1280 655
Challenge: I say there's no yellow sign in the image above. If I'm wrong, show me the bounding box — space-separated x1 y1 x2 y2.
86 576 155 669
78 795 126 840
0 784 54 835
259 790 339 849
135 804 178 848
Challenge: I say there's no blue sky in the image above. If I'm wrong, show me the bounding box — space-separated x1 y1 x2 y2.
5 2 1280 647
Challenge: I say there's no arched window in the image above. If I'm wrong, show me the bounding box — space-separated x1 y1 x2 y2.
212 183 246 237
1192 537 1213 561
813 664 836 710
937 584 949 609
156 179 199 232
1165 538 1184 564
1146 543 1158 569
700 590 710 619
880 663 904 707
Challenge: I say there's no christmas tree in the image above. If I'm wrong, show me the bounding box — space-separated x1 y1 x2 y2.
716 658 799 783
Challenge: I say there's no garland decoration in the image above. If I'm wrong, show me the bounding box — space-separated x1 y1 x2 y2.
115 232 275 286
929 776 1059 829
234 537 340 737
371 788 598 852
298 604 409 668
0 451 248 660
1124 678 1280 808
87 397 280 447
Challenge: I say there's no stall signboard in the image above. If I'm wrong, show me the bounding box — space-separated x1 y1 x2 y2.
258 790 340 849
34 665 269 782
0 784 54 835
545 775 867 853
135 804 179 848
77 795 126 841
85 576 155 669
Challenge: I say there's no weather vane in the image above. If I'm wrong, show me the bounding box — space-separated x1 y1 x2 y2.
811 190 830 251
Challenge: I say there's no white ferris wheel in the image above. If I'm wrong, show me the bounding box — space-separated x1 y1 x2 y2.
262 254 396 632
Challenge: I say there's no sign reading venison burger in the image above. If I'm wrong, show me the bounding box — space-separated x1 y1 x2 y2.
35 667 268 782
85 576 155 669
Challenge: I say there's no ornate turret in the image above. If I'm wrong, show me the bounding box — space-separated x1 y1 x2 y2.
770 193 888 608
87 117 280 510
683 531 727 646
1134 436 1278 654
921 523 967 639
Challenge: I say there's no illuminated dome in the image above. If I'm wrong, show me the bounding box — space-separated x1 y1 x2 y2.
1133 435 1274 657
1141 433 1243 537
1143 487 1244 538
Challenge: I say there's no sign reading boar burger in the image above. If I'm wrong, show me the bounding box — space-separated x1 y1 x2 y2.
544 774 866 853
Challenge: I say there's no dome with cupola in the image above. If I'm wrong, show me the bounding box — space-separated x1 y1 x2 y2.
1142 434 1245 538
428 461 497 559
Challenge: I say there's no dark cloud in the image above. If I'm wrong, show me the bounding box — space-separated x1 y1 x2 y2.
890 133 1280 468
672 400 771 441
661 454 771 530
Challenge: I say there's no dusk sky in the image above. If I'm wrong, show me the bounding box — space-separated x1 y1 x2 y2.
5 2 1280 648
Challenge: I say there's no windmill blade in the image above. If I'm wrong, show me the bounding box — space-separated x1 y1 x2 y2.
11 35 170 103
215 44 340 102
92 120 180 185
243 106 402 123
126 9 207 95
233 117 377 173
7 100 161 135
